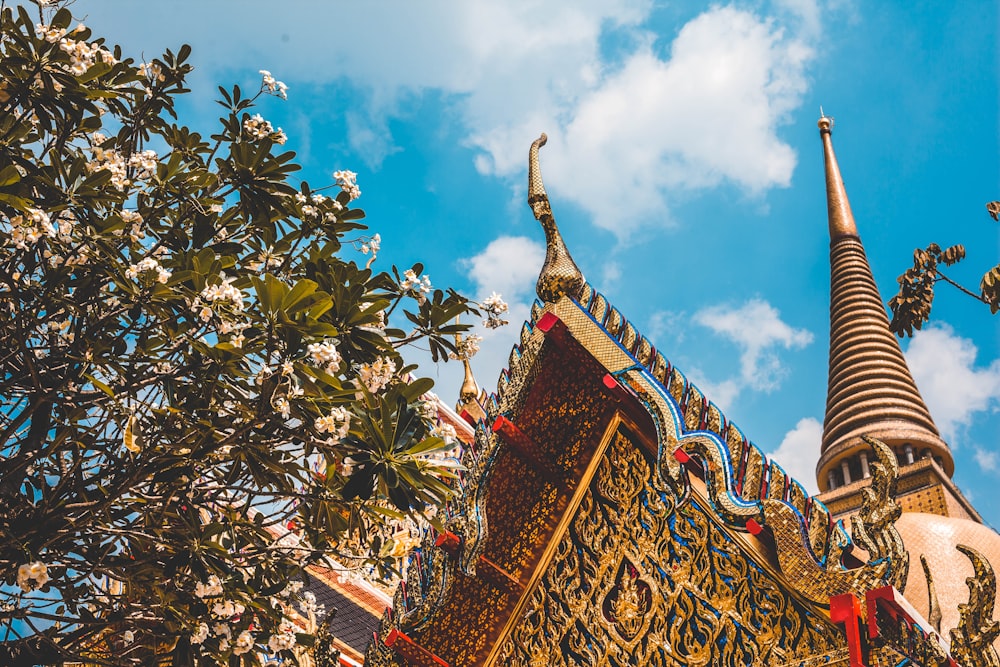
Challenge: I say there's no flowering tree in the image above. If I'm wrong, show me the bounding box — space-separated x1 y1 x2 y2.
0 3 508 665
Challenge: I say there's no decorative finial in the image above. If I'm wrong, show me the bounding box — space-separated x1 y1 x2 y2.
920 554 943 633
950 544 1000 667
818 108 834 133
528 133 585 303
850 436 908 591
454 328 486 423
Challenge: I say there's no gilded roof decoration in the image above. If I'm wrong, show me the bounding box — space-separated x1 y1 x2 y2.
527 134 585 303
849 436 908 591
950 545 1000 667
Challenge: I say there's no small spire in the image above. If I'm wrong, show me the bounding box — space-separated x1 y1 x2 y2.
454 330 486 423
818 113 859 239
528 133 585 303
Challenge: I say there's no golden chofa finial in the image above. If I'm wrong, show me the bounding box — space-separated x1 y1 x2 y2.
528 133 585 303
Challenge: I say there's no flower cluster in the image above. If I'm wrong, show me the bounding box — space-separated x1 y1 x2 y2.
400 269 432 301
125 256 171 284
16 561 49 592
449 333 481 361
87 136 159 190
7 208 55 249
120 210 143 242
35 23 116 75
210 599 245 619
482 292 509 329
190 623 210 645
358 356 396 394
193 275 244 319
307 340 341 373
333 169 361 201
35 22 65 43
267 618 297 653
55 26 117 76
242 113 286 144
360 233 380 257
259 69 288 99
194 575 224 599
314 406 351 441
233 630 255 655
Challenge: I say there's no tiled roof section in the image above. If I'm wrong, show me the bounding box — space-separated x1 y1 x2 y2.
304 563 390 661
479 283 840 563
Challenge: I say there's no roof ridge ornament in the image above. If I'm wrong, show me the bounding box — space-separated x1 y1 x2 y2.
528 133 585 303
850 436 908 591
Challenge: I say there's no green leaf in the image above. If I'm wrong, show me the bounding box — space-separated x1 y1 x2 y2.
0 165 21 187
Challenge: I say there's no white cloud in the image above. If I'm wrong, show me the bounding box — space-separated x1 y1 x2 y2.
693 298 813 391
459 235 545 302
80 1 817 238
536 7 812 236
766 417 822 493
974 448 999 472
904 324 1000 444
683 370 741 414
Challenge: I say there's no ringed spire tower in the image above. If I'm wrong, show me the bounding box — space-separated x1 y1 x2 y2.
814 115 954 496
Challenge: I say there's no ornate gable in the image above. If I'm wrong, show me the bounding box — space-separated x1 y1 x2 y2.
363 134 982 667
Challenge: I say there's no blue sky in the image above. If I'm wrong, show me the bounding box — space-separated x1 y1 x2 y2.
68 1 999 525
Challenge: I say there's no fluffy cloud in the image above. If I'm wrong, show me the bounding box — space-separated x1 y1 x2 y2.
766 417 822 493
83 1 816 234
904 324 1000 444
974 448 999 472
535 7 812 236
693 298 814 391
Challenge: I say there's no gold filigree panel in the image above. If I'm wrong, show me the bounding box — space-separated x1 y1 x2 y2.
494 430 842 666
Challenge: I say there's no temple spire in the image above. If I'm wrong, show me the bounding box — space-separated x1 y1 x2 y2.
816 115 953 493
528 133 585 303
818 115 859 239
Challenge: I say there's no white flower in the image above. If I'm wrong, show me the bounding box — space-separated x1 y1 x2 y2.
307 340 341 372
449 334 481 360
259 69 288 99
272 396 291 420
314 406 351 441
126 256 171 284
190 623 209 645
211 599 245 619
358 356 396 394
482 291 509 329
400 269 432 300
233 630 254 655
333 169 361 201
16 561 48 592
243 113 277 141
194 574 223 598
267 619 297 653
